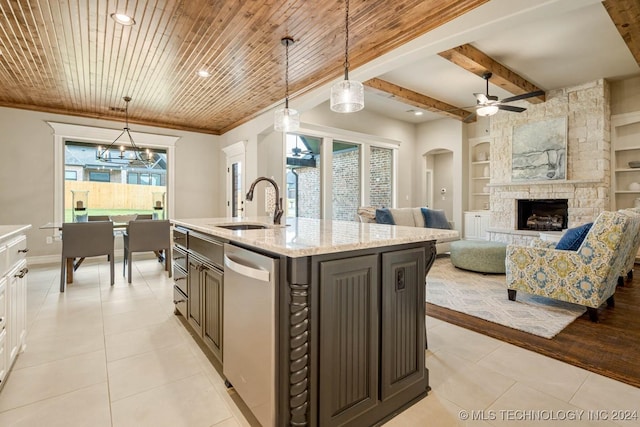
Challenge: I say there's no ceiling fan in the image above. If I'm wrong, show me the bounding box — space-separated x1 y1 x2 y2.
461 72 545 123
289 139 312 157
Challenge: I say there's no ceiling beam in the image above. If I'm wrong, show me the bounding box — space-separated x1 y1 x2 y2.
363 78 475 122
438 44 545 103
603 0 640 66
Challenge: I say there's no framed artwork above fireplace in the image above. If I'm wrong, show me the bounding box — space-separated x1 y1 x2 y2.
511 117 567 182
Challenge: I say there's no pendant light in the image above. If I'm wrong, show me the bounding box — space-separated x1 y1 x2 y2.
330 0 364 113
274 37 300 132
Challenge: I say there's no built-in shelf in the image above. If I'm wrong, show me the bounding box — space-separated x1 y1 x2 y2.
612 111 640 210
469 137 492 211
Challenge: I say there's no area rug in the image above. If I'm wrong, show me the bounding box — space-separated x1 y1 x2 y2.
426 270 586 339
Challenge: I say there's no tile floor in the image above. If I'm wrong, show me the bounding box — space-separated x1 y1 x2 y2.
0 257 638 426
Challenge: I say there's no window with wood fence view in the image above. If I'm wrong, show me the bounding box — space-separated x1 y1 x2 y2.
64 141 167 222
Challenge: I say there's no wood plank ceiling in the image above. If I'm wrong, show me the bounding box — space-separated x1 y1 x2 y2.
0 0 489 135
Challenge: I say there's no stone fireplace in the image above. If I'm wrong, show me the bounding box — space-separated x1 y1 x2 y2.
485 79 611 245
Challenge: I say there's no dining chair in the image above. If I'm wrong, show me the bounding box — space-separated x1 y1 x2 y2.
60 221 115 292
123 219 171 283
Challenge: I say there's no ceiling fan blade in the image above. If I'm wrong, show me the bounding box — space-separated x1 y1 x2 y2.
500 90 545 103
463 111 477 123
498 104 526 113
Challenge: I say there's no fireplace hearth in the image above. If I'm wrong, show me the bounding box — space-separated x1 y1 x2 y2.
517 199 568 231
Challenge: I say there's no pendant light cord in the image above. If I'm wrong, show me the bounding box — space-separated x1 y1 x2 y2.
343 0 350 80
285 39 290 109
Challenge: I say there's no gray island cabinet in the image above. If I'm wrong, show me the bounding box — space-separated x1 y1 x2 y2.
171 217 458 427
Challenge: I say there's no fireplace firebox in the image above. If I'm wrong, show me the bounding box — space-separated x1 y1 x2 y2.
517 199 568 231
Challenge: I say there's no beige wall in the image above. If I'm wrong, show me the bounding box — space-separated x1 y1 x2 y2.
415 119 466 231
611 76 640 115
0 106 220 258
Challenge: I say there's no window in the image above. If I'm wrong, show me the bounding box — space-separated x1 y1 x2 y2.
63 140 167 221
369 146 393 208
286 134 321 219
332 140 360 221
50 122 178 227
89 171 110 182
128 172 165 186
286 130 397 221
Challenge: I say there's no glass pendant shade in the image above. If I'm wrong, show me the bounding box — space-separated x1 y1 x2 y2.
330 79 364 113
274 107 300 132
476 105 499 117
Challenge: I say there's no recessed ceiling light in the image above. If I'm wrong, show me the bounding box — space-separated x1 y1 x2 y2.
110 13 136 26
197 70 211 78
414 111 424 116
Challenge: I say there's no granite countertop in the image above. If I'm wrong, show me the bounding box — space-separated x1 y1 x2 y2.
0 225 32 242
172 216 459 258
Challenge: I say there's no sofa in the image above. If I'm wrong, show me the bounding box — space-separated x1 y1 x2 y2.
357 206 459 254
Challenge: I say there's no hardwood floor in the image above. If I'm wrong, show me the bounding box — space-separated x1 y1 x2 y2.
426 260 640 389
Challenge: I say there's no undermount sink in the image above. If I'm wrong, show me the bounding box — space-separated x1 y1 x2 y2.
213 223 269 231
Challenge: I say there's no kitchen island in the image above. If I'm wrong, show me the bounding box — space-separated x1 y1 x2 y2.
171 216 458 427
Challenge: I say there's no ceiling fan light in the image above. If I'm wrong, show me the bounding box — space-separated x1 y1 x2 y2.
477 105 499 117
274 107 300 132
330 79 364 113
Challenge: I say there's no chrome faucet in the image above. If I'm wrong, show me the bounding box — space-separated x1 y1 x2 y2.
246 177 284 225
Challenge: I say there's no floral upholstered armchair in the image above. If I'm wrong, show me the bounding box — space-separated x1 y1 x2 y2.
505 211 634 322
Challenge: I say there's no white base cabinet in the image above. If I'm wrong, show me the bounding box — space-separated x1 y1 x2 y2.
0 227 30 391
464 211 490 240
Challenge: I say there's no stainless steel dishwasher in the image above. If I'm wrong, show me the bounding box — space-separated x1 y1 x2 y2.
223 243 279 427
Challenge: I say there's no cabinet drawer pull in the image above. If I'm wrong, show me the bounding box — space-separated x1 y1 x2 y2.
173 299 185 304
18 248 29 253
174 277 186 281
14 268 28 278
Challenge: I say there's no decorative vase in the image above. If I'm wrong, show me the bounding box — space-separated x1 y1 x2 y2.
634 198 640 208
483 166 490 177
476 152 487 161
629 182 640 191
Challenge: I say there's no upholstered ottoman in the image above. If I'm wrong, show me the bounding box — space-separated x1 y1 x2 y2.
450 240 507 274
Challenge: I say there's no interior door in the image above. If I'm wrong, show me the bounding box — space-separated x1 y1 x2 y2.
226 152 245 218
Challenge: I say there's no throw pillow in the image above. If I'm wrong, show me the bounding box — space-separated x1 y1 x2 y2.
555 222 593 251
421 208 451 229
375 208 395 225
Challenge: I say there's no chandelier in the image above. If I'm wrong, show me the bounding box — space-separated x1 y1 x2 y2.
96 97 154 167
274 36 300 132
330 0 364 113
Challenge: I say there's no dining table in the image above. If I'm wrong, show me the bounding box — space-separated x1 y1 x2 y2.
41 217 165 284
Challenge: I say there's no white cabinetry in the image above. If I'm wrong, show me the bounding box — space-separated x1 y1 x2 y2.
464 211 490 240
0 227 29 391
612 112 640 210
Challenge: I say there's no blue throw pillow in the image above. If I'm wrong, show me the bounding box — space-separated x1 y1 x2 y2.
555 222 593 251
375 208 395 225
421 208 451 229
